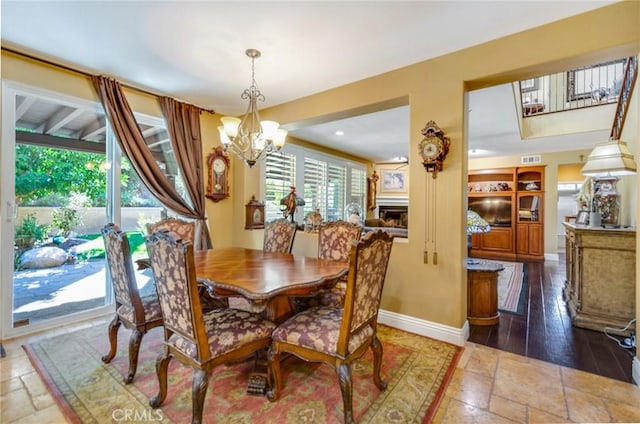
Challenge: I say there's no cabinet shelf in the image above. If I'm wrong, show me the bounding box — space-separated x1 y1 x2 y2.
468 166 545 261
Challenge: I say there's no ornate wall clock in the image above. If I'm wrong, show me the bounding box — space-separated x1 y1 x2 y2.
206 146 230 202
245 195 265 229
418 120 450 179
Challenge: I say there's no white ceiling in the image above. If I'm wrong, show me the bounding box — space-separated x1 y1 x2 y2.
1 1 616 162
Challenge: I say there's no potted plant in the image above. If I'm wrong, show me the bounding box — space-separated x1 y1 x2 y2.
15 213 49 248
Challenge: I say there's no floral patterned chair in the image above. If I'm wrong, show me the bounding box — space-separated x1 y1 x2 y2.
267 230 394 424
146 217 195 242
262 218 297 253
228 218 298 311
100 223 163 384
136 217 195 270
145 230 275 424
294 220 362 310
140 217 227 310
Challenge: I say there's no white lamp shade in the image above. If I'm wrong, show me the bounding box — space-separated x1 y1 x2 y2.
273 128 288 148
260 120 280 140
221 117 241 138
581 139 637 177
218 126 231 146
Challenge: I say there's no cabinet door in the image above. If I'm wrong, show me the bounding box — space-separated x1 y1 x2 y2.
480 227 513 252
528 223 543 255
516 224 529 254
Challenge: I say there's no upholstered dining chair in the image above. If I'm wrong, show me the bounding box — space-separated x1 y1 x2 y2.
145 230 276 424
262 218 297 253
267 230 394 424
136 217 195 270
146 216 195 242
294 220 363 311
227 218 298 311
141 217 227 311
100 223 163 384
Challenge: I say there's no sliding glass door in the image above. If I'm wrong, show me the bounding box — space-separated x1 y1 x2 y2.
1 81 168 338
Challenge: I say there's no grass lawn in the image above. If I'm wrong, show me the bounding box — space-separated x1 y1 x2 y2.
75 231 148 261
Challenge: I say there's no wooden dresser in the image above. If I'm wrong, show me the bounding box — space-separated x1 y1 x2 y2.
563 222 636 335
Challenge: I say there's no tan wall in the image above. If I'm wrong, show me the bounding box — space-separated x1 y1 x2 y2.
220 2 640 329
2 2 639 334
558 164 586 182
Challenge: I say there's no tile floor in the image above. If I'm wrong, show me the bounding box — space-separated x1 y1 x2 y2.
2 317 640 423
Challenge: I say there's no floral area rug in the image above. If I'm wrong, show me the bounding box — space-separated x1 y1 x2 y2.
24 322 461 423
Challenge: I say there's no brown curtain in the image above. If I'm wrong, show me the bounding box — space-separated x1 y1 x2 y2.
92 75 211 250
160 96 211 250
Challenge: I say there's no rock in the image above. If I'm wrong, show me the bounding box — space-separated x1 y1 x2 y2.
19 246 68 269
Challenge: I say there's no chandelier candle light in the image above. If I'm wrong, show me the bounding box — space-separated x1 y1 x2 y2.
218 49 287 168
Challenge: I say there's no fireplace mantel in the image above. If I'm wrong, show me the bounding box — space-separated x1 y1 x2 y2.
376 196 408 207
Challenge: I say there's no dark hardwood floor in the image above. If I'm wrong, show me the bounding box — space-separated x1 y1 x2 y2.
468 253 636 383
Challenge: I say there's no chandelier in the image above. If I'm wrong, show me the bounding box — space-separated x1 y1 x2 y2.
218 49 287 168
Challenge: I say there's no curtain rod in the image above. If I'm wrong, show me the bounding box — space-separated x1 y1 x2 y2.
2 46 215 114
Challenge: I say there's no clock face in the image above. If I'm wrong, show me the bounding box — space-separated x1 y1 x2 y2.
421 137 442 161
213 158 226 173
253 208 263 223
423 143 438 158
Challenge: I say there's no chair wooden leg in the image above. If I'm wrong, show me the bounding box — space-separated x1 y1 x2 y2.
266 346 281 402
124 329 143 384
101 315 121 363
149 354 171 409
371 335 387 391
192 368 212 424
337 362 354 424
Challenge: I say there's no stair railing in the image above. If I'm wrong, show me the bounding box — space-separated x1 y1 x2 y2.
519 58 627 117
610 56 638 140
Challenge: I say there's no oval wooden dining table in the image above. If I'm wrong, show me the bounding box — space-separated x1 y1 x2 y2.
195 247 348 323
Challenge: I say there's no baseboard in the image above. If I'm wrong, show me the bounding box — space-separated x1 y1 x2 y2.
378 308 468 346
633 355 640 386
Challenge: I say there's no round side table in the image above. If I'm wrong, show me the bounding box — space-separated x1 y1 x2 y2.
466 259 504 326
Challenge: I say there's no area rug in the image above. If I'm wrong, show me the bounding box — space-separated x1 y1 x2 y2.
24 323 461 423
492 260 527 314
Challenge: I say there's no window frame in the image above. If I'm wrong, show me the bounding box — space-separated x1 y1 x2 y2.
262 144 367 224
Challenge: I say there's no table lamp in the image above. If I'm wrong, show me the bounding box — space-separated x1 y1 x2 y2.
467 209 491 265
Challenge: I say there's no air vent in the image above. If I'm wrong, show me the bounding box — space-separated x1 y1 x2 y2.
521 155 541 164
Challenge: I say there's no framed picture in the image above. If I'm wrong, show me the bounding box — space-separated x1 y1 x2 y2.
381 170 407 193
575 210 589 225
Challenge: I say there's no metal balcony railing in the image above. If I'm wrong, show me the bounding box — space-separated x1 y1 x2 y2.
519 58 628 117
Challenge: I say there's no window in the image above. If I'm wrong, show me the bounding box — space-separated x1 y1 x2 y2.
264 145 366 223
264 151 296 222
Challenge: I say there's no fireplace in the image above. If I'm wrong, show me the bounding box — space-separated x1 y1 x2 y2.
378 205 408 228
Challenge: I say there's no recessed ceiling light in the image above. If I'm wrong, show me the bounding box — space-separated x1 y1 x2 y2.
335 130 344 136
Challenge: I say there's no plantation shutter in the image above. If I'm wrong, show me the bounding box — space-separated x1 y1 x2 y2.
350 168 367 211
303 158 327 217
326 163 346 221
265 151 296 222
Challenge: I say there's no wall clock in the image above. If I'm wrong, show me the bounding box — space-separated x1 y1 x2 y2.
418 120 450 179
245 195 265 229
206 146 230 202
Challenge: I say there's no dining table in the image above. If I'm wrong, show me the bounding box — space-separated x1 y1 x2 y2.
195 246 349 324
194 246 349 396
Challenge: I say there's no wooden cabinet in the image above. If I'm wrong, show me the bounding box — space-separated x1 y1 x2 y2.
468 166 544 261
563 223 636 334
